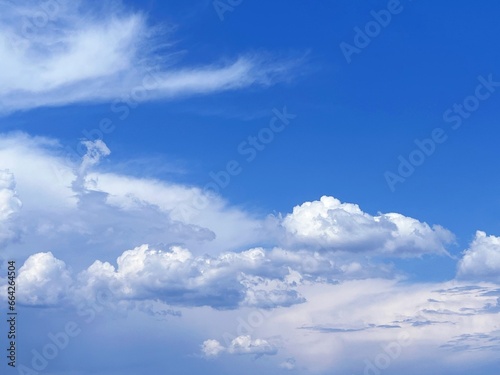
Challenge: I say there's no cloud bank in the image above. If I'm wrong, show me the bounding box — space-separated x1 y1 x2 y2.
0 132 497 375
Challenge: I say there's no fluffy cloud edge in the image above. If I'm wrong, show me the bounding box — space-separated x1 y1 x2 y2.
282 195 455 256
457 231 500 282
202 335 278 358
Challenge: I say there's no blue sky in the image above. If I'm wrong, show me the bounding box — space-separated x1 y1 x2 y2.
1 1 500 374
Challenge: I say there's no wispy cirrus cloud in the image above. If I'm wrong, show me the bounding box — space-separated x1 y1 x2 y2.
0 0 299 113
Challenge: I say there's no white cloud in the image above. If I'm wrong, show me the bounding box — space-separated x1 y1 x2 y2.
8 242 383 310
77 245 306 309
202 339 226 358
7 244 310 309
4 238 396 311
46 243 397 311
0 0 298 113
457 231 500 282
282 196 454 256
227 335 278 356
16 251 73 306
202 336 278 358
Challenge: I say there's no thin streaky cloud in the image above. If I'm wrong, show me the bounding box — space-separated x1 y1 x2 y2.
0 0 301 113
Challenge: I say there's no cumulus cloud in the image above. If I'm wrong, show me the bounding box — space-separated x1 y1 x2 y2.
4 239 398 311
6 244 395 311
9 242 386 311
227 335 278 356
457 231 500 282
16 252 73 306
9 245 310 309
202 336 278 358
74 244 400 310
77 245 306 310
201 339 226 358
0 0 298 113
282 196 454 256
